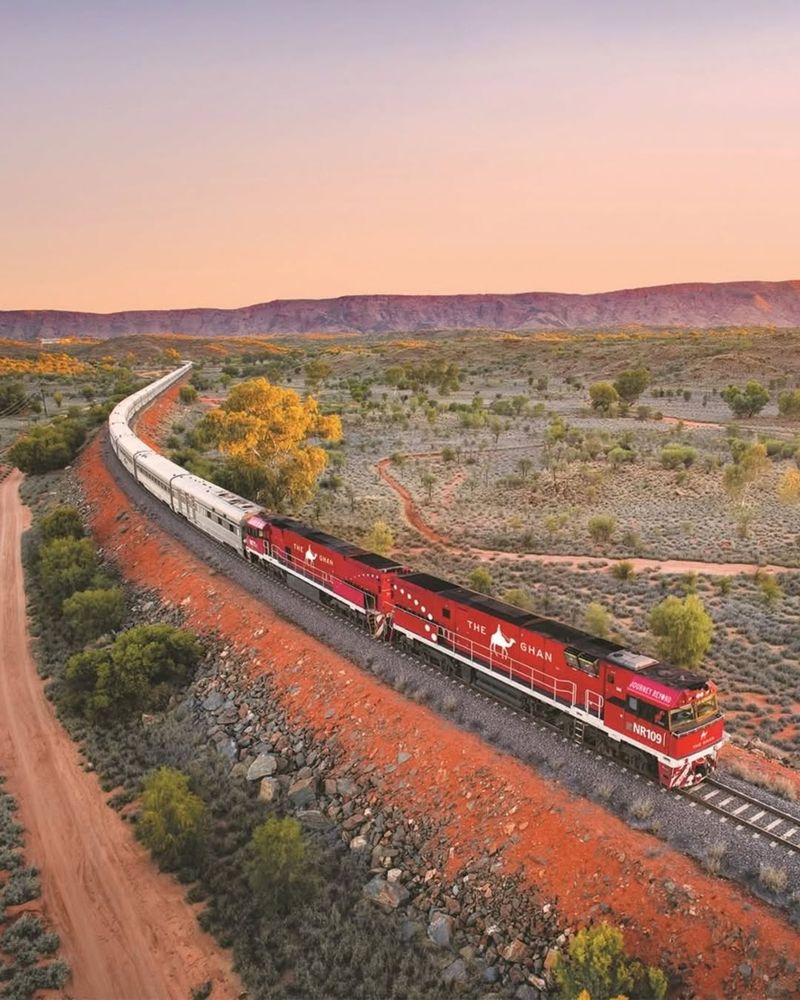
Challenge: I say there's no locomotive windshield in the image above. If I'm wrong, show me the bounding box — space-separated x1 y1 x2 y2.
669 693 719 731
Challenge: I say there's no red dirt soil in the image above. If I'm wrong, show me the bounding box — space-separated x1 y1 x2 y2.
0 469 242 1000
80 432 800 999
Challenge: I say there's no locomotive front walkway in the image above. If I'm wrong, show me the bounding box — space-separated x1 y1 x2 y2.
0 469 241 1000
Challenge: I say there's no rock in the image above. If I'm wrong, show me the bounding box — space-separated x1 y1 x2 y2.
514 986 539 1000
350 836 368 851
428 911 455 948
738 963 753 980
287 776 318 808
397 751 412 764
337 777 359 797
543 948 560 972
501 939 528 964
441 958 469 987
203 691 226 711
246 754 278 781
482 965 500 984
258 777 281 803
217 739 238 762
387 868 403 883
362 876 409 911
297 809 327 830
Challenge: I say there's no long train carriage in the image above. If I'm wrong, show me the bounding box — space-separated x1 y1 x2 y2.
108 365 726 789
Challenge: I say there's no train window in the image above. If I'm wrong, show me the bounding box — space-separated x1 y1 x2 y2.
627 695 638 713
565 650 580 670
627 697 665 726
228 523 234 532
607 672 615 686
695 694 718 721
669 705 695 730
443 607 451 619
578 654 598 676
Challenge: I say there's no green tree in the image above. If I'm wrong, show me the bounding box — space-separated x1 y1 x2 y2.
362 520 394 556
588 514 617 546
721 380 769 418
555 923 667 1000
469 566 493 594
247 817 318 915
421 470 436 502
584 602 612 639
613 368 650 404
648 594 713 668
517 457 533 480
64 624 201 722
588 382 620 414
137 767 206 871
40 504 84 541
756 571 783 607
9 418 85 474
38 537 99 611
304 358 333 391
62 587 126 642
778 467 800 504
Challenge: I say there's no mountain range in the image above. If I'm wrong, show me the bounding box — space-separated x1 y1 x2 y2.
3 280 800 341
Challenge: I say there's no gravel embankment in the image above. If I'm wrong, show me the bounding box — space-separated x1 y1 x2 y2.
101 432 800 920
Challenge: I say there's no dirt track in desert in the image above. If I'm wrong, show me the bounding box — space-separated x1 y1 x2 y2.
0 469 241 1000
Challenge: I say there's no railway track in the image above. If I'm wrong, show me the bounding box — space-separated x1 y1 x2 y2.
683 775 800 854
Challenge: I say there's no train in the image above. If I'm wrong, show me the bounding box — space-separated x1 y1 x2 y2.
109 363 725 790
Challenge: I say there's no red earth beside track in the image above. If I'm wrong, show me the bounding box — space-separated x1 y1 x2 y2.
80 429 800 999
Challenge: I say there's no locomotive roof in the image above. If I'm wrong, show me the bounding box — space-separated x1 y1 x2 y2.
270 516 402 570
400 572 710 691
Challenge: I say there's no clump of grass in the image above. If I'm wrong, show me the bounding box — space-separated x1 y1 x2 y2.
703 840 727 875
629 797 655 821
758 864 788 894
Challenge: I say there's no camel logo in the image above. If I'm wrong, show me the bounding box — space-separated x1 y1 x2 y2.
490 626 516 657
304 545 318 565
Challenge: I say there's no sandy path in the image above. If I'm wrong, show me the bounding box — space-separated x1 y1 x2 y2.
375 456 793 577
0 469 242 1000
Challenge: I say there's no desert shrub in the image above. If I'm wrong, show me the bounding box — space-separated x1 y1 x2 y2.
37 537 99 611
137 767 206 872
0 912 59 965
554 922 667 1000
660 444 698 469
648 594 713 668
501 587 536 612
777 467 800 504
39 504 84 541
62 587 126 642
8 417 86 474
362 520 394 556
64 624 201 722
756 572 783 607
614 367 650 404
588 514 617 545
1 867 41 907
777 387 800 417
703 841 728 875
629 797 655 821
611 561 635 581
588 382 619 414
468 565 493 594
758 864 788 894
179 384 199 404
247 817 319 916
584 602 611 639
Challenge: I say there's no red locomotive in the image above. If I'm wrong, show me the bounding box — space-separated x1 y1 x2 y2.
243 511 724 789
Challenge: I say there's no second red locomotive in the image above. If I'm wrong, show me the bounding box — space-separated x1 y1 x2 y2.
242 512 724 789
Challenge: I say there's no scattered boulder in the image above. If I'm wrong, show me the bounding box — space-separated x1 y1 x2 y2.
258 777 281 803
502 939 528 964
514 986 539 1000
246 754 278 781
202 691 225 712
362 875 409 912
441 958 469 987
287 776 317 808
428 911 455 948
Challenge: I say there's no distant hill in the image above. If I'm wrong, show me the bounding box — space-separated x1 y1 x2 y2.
3 280 800 341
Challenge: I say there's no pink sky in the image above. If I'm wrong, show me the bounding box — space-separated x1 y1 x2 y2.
2 2 799 312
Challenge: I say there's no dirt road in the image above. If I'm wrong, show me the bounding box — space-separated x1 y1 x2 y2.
376 455 792 577
0 469 242 1000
